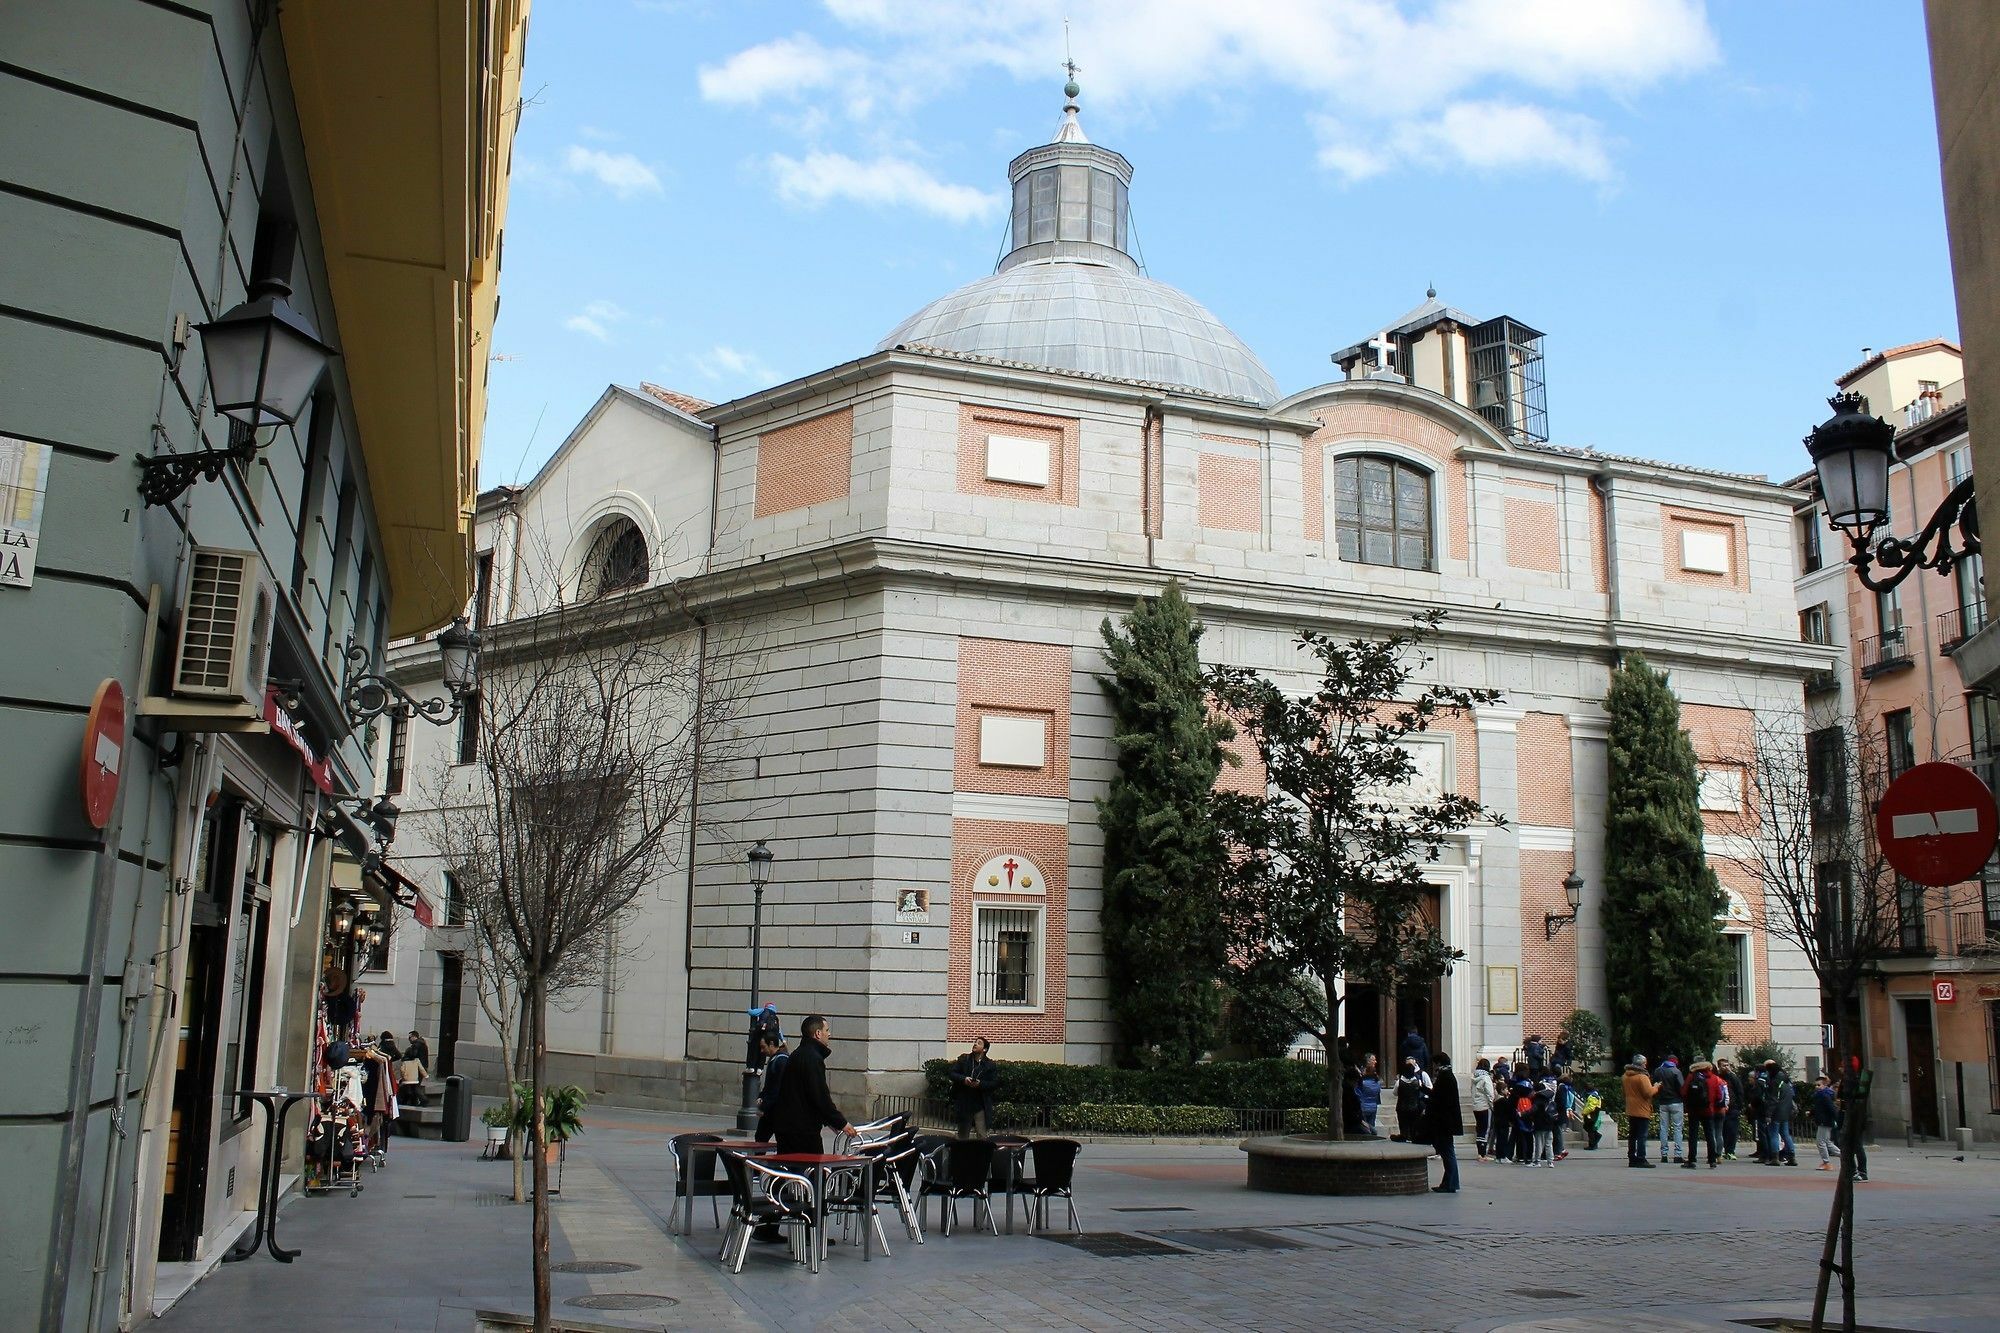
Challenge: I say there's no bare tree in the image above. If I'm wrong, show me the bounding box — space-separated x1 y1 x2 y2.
426 548 738 1333
1712 702 1986 1065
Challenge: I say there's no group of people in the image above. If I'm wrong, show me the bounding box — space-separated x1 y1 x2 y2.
1622 1053 1865 1177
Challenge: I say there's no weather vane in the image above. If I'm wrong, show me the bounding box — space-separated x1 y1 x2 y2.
1063 18 1080 97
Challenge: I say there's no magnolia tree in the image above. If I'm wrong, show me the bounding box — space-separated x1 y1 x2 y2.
425 561 738 1333
1205 613 1500 1137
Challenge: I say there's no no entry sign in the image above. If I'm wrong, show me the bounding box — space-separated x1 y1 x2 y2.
79 679 125 830
1875 761 1999 887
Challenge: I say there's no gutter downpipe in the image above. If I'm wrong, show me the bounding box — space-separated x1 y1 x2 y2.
682 421 724 1056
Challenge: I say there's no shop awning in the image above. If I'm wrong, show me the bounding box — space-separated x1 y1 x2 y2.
365 860 437 927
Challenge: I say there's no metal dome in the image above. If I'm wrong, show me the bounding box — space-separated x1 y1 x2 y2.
877 260 1280 404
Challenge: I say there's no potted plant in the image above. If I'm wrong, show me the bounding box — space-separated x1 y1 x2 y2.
543 1084 587 1194
480 1101 512 1158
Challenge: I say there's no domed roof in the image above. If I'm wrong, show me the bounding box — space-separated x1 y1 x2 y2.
875 78 1279 406
877 261 1279 404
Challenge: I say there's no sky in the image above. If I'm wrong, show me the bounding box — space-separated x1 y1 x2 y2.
484 1 1958 487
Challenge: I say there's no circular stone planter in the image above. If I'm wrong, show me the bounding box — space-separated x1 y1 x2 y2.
1239 1135 1433 1196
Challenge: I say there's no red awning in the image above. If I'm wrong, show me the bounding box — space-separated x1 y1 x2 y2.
365 860 433 926
263 686 333 793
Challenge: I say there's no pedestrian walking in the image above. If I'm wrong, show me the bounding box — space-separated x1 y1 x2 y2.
1810 1075 1841 1169
1624 1056 1659 1168
1471 1058 1495 1158
1766 1063 1798 1166
1395 1057 1432 1142
751 1029 789 1142
1551 1072 1575 1159
1652 1054 1686 1163
947 1035 999 1139
1839 1056 1870 1182
766 1014 852 1155
1575 1083 1606 1150
1717 1058 1746 1160
1429 1053 1464 1193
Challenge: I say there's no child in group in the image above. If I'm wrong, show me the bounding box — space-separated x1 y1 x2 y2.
1358 1065 1384 1136
1513 1081 1537 1164
1575 1084 1606 1150
1531 1082 1558 1166
1810 1074 1842 1169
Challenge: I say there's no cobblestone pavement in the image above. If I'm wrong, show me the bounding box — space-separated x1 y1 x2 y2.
154 1107 2000 1332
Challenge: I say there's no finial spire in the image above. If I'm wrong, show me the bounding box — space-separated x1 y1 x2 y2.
1055 32 1088 143
1427 282 1437 299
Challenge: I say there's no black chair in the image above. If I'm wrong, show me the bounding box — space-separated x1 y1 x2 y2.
1025 1137 1082 1234
860 1133 925 1244
716 1150 815 1273
939 1138 998 1237
667 1132 725 1233
824 1137 902 1256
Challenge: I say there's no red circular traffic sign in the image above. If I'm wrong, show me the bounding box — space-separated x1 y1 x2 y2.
1875 761 1998 887
80 679 125 830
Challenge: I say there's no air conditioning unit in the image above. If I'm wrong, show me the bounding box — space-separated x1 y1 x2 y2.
171 546 274 707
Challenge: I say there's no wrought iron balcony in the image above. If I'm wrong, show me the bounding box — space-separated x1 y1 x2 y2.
1938 603 1988 655
1858 628 1914 678
1803 669 1842 695
1952 909 1997 955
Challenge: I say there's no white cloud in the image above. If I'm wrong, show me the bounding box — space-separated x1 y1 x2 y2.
564 299 629 343
694 344 778 383
706 0 1717 184
562 146 663 198
769 152 1003 223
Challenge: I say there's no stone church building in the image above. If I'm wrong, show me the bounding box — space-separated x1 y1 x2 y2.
373 91 1826 1107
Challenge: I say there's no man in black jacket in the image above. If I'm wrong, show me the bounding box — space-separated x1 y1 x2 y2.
947 1036 1000 1138
1428 1052 1464 1193
751 1030 789 1142
766 1014 852 1155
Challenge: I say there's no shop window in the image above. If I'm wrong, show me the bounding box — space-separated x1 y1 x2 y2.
973 904 1042 1009
1333 454 1433 571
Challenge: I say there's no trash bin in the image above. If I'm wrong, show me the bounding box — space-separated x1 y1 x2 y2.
443 1075 472 1142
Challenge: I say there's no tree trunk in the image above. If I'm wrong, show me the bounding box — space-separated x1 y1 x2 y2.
530 973 551 1333
1323 977 1345 1142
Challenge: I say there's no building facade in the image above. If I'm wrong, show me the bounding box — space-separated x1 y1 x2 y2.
1793 340 2000 1143
372 95 1826 1119
0 3 524 1326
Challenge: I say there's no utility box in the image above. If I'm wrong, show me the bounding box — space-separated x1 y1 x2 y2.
443 1075 472 1142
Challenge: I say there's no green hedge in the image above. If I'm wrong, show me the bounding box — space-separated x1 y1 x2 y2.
923 1058 1329 1109
1048 1103 1243 1134
1283 1107 1330 1134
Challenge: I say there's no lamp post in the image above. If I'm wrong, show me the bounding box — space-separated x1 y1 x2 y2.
737 841 775 1132
1546 869 1584 939
1806 392 1978 591
341 616 482 729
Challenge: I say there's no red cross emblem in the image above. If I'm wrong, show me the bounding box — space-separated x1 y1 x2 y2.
1002 858 1018 886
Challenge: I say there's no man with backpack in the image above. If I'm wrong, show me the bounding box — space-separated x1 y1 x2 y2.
1682 1060 1721 1168
1717 1058 1747 1160
1652 1055 1687 1164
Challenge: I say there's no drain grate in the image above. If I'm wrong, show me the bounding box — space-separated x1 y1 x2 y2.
1510 1288 1584 1300
1110 1205 1194 1213
553 1260 639 1275
566 1294 678 1310
403 1193 437 1200
1153 1228 1305 1252
1037 1231 1190 1258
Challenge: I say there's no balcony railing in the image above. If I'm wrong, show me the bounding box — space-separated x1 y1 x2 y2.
1938 604 1988 655
1803 669 1841 695
1952 910 1997 954
1859 628 1914 677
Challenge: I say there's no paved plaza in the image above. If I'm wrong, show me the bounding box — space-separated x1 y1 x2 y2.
155 1108 2000 1333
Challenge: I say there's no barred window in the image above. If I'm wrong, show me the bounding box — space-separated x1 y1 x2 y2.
1333 454 1432 571
974 905 1040 1008
1720 932 1751 1016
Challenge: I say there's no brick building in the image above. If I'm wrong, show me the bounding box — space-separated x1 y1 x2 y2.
372 88 1825 1110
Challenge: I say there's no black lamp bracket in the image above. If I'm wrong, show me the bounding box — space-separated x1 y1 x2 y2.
1544 910 1577 940
1849 475 1980 593
340 639 467 728
136 434 258 507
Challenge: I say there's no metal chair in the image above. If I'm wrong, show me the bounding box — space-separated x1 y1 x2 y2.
938 1138 998 1237
1025 1137 1082 1234
823 1145 898 1257
667 1132 725 1233
857 1132 924 1244
716 1149 816 1273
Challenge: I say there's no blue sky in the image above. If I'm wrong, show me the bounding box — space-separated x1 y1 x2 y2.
485 1 1956 487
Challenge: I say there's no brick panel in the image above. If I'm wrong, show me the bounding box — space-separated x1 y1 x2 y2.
1215 715 1267 795
1504 493 1562 573
1683 703 1756 835
1303 403 1468 562
753 407 852 517
1715 860 1772 1048
1515 711 1573 826
1662 505 1749 591
1520 848 1581 1043
955 638 1072 798
1427 709 1479 803
1589 482 1609 593
1198 451 1263 533
947 818 1068 1044
958 403 1080 506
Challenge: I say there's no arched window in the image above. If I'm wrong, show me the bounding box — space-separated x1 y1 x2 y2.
581 517 648 599
1333 454 1433 571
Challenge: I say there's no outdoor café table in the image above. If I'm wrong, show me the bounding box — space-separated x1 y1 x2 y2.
677 1139 773 1236
991 1140 1029 1235
767 1152 877 1269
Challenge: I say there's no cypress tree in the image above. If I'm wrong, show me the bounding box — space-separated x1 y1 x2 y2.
1602 653 1731 1066
1096 581 1230 1064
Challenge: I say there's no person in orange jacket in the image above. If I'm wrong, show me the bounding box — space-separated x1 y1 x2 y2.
1623 1055 1660 1168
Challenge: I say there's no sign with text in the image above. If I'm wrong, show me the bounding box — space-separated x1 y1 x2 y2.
894 888 930 923
1875 761 1999 887
0 436 51 588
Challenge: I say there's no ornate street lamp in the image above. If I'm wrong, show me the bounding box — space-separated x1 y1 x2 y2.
737 841 776 1132
1807 392 1978 592
137 276 333 506
1545 869 1584 939
330 900 355 941
342 616 481 728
